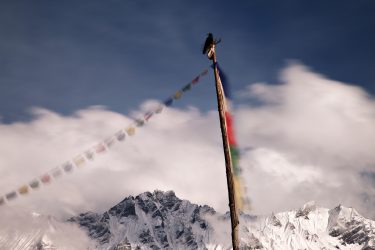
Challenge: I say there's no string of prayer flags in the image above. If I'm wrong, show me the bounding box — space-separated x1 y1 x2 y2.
215 63 250 211
0 67 209 205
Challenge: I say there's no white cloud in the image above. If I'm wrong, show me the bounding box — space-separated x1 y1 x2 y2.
0 62 374 227
0 207 93 249
237 63 375 217
0 102 229 218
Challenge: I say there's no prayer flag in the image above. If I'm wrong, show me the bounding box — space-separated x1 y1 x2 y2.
63 162 73 173
173 91 182 100
29 180 40 189
200 69 209 76
216 64 248 210
135 119 145 127
164 98 173 106
95 143 106 153
182 83 192 92
74 155 86 167
5 191 17 201
52 168 63 178
18 185 29 195
192 76 200 84
85 150 94 160
41 174 51 184
116 130 126 141
155 105 163 114
126 127 135 136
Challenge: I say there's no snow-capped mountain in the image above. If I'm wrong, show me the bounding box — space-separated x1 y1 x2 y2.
241 201 375 249
69 190 375 250
1 190 374 249
68 190 218 249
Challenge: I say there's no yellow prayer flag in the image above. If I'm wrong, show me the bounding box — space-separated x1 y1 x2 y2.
173 91 182 99
74 155 86 167
233 176 244 210
18 185 29 195
126 126 135 136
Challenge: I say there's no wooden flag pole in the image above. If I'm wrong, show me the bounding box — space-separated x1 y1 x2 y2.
205 39 240 250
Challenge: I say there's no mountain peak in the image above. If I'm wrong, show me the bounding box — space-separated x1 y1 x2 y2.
295 200 317 219
69 190 216 249
137 190 181 211
135 190 177 201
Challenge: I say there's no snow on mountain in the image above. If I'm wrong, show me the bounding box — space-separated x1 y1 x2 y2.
1 190 374 250
241 201 375 250
70 191 375 250
68 190 222 250
0 209 93 250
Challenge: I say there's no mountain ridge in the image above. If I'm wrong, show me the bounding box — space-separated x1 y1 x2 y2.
69 190 375 250
1 190 374 249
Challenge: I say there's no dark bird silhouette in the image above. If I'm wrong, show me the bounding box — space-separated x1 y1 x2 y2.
202 33 214 54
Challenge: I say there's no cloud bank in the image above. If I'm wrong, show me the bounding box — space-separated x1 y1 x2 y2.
237 63 375 218
0 63 374 224
0 207 93 249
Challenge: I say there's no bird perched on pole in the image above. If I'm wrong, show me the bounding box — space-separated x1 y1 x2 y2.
202 33 214 55
202 33 221 60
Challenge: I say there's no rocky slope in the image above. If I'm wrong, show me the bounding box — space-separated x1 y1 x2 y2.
68 190 217 249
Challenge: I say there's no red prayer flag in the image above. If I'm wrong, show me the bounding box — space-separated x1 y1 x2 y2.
191 76 200 84
41 174 51 184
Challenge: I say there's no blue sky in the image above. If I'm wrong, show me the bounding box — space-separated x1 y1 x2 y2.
1 0 375 123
